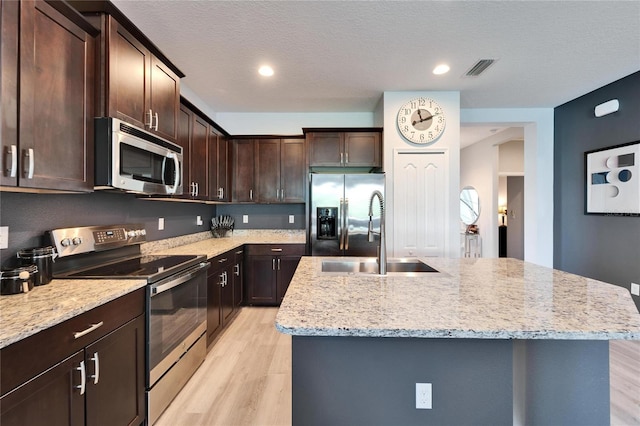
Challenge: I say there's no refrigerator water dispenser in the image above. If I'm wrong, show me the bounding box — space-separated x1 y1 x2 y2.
317 207 337 239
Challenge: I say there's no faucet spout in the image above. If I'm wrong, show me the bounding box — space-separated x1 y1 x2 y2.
367 190 386 275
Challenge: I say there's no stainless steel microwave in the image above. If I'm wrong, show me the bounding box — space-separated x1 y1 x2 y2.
94 117 183 195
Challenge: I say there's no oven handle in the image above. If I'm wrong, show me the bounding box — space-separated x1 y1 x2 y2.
150 262 210 297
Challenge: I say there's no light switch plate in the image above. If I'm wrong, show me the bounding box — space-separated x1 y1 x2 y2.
196 216 203 226
0 226 8 249
289 215 295 224
243 215 249 224
631 283 640 296
158 218 165 231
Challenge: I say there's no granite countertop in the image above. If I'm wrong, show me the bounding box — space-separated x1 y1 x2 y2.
144 229 306 258
0 230 306 349
275 257 640 340
0 278 147 349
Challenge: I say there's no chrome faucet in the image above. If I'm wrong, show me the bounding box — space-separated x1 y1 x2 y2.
367 190 386 275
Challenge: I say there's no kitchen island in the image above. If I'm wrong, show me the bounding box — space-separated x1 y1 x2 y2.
276 257 640 426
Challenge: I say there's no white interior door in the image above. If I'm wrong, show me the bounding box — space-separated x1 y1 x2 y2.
393 151 447 257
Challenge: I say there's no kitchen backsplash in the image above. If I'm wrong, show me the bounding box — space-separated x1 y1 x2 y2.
0 191 305 267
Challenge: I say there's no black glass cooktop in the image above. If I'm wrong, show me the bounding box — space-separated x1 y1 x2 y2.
67 254 201 279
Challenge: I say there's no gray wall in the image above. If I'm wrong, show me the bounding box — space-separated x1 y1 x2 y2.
216 203 305 230
0 191 215 266
554 71 640 311
0 190 304 268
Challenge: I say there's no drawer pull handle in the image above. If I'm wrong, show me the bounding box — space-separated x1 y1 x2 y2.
76 360 86 395
74 321 104 339
218 258 227 263
235 250 244 255
90 352 100 385
271 248 283 252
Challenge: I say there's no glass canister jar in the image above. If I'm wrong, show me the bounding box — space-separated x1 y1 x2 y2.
17 246 56 286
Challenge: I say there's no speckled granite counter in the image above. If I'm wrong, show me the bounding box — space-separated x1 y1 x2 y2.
142 229 306 258
0 229 305 349
0 278 146 349
276 257 640 340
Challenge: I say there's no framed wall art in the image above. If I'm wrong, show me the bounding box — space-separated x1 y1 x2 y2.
585 141 639 215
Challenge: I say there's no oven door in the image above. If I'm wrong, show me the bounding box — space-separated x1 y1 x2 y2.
147 261 209 387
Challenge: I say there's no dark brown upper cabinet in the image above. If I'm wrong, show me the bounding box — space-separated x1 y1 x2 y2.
231 139 255 202
307 130 382 168
69 2 184 143
255 138 305 203
1 0 97 192
209 127 230 202
176 103 209 200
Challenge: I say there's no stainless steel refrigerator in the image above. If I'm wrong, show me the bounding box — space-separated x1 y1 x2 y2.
310 173 385 256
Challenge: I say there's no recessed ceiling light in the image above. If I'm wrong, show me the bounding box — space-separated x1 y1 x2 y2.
258 65 274 77
433 64 450 75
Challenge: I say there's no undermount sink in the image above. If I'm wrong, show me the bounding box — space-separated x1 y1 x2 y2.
321 258 438 275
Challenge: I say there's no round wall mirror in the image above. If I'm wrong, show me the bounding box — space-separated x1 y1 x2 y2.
460 186 480 225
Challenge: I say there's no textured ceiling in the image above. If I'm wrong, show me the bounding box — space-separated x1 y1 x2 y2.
111 0 639 115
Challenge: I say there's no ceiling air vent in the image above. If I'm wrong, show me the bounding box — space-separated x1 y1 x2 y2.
465 59 496 77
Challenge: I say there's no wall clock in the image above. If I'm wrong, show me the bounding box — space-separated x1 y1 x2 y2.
396 97 446 144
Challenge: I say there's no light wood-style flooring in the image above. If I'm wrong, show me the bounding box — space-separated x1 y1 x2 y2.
156 307 640 426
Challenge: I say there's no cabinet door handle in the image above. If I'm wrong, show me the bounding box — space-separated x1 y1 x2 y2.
154 112 159 131
250 189 253 201
76 360 86 395
340 152 343 165
281 189 284 200
345 152 349 164
272 258 276 270
146 109 154 128
74 321 104 339
219 272 225 286
234 264 240 276
8 145 17 177
277 258 281 270
90 352 100 385
25 148 34 179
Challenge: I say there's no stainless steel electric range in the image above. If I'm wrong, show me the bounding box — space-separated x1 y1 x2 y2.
49 224 210 425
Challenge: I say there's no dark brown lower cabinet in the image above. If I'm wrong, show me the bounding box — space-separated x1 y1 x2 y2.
245 244 305 306
0 300 145 426
232 248 244 308
207 250 237 346
0 351 85 426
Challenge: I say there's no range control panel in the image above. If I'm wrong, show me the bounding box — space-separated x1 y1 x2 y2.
49 224 147 258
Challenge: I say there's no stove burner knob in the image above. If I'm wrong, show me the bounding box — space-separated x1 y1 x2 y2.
127 230 136 238
140 229 147 236
60 238 71 247
72 237 82 246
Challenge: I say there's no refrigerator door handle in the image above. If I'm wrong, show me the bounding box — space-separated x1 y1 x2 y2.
339 198 344 250
344 198 349 250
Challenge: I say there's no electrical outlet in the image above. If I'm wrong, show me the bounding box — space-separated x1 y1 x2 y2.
158 218 165 231
243 215 249 224
0 226 8 249
289 215 295 224
196 216 203 226
415 383 432 409
631 283 640 296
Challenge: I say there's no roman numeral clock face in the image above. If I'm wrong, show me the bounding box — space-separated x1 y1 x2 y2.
396 97 446 144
